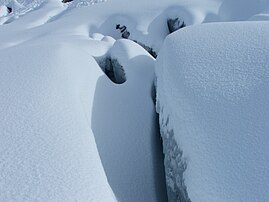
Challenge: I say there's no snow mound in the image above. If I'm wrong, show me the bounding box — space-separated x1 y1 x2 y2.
92 39 167 201
1 0 269 201
0 39 116 201
0 3 168 199
0 0 105 25
217 0 269 21
67 0 106 8
156 21 269 202
0 5 9 17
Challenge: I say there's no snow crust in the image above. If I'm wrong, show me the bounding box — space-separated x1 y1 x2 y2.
156 21 269 202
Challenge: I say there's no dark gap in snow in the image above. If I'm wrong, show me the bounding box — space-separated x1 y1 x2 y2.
115 24 158 58
151 82 157 104
155 81 190 202
156 105 191 202
91 69 168 201
62 0 73 3
116 24 130 39
133 40 158 58
7 6 12 13
167 18 186 34
153 112 169 202
152 83 169 201
95 55 126 84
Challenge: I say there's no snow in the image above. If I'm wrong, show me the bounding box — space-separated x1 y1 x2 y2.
92 39 167 201
0 40 116 201
0 0 168 200
156 21 269 202
217 0 269 21
250 6 269 21
1 0 269 201
0 5 9 17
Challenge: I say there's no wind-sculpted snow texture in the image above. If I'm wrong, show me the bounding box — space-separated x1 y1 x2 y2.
92 39 167 202
0 0 105 25
0 41 117 201
156 101 190 202
0 0 169 201
156 22 269 202
1 0 269 201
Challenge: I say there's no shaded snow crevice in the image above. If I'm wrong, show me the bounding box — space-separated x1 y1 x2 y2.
133 40 158 58
91 53 168 201
115 24 158 58
156 101 191 202
95 55 126 84
167 17 186 34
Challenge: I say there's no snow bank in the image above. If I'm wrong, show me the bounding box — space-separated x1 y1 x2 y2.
1 0 269 201
0 5 9 17
156 21 269 202
0 0 105 25
0 39 116 201
92 39 167 202
0 1 168 199
217 0 269 21
250 6 269 21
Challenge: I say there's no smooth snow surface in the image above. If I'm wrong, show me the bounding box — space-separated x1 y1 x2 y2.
1 0 269 201
0 5 9 17
156 21 269 202
0 41 116 201
0 0 168 201
92 39 167 202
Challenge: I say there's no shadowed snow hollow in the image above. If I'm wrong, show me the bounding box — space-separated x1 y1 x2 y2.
156 21 269 202
92 39 167 202
1 0 269 201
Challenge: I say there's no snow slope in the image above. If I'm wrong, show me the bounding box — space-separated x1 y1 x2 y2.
92 39 167 202
0 39 116 201
156 21 269 202
1 0 269 201
0 0 168 201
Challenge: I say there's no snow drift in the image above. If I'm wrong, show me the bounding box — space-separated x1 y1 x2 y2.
1 0 269 201
156 21 269 202
92 39 167 202
0 41 117 201
0 0 168 199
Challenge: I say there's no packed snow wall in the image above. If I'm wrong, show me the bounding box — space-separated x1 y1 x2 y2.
155 21 269 202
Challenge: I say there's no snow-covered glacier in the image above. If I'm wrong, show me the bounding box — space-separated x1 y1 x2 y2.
156 21 269 202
